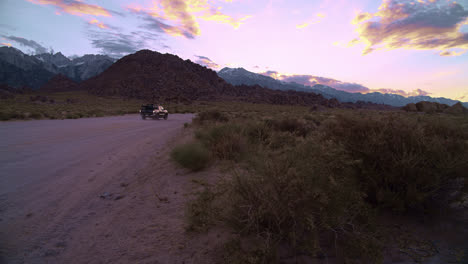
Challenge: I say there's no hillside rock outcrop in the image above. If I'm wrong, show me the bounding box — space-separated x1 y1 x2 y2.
40 74 80 93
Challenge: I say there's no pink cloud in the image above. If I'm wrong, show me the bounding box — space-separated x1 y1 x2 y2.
27 0 111 17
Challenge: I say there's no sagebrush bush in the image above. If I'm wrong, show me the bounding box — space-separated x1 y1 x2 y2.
171 142 211 171
196 124 246 160
194 110 229 124
322 113 468 212
184 106 467 263
187 135 381 262
271 118 309 137
226 138 379 260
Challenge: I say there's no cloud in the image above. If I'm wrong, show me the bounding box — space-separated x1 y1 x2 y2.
439 50 466 56
1 35 48 54
139 14 196 39
195 55 220 69
457 92 468 101
261 71 431 97
262 71 370 93
371 88 431 97
27 0 112 17
296 12 326 29
350 0 468 56
127 0 251 38
87 29 165 58
89 19 108 29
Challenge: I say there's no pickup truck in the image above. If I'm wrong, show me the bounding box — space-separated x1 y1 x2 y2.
140 104 168 120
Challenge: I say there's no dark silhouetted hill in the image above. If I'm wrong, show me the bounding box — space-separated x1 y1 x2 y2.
40 74 80 93
82 50 350 107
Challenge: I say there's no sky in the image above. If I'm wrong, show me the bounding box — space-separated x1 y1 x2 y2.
0 0 467 101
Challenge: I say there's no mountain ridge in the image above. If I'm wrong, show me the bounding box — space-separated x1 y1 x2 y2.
0 46 115 89
218 67 468 108
82 49 390 109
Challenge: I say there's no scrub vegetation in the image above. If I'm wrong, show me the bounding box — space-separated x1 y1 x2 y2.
171 102 468 263
0 91 200 121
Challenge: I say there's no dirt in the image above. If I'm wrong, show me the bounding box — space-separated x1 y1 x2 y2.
0 114 226 264
1 114 466 264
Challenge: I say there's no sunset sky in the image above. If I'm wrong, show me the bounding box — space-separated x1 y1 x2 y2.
0 0 467 101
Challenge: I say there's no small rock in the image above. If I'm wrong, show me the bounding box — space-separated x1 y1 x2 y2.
100 192 112 199
114 195 125 200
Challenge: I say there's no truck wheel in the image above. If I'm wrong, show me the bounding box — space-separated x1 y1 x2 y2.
164 114 168 120
141 115 146 120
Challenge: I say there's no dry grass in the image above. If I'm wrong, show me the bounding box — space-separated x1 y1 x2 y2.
181 106 468 263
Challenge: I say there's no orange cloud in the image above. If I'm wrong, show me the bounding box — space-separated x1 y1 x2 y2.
27 0 111 17
350 0 468 56
296 13 326 29
89 19 108 29
296 22 309 29
1 43 12 47
129 0 250 38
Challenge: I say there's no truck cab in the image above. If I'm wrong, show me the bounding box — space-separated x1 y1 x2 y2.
140 104 168 120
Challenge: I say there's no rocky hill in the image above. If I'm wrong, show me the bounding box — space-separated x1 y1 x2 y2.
403 101 468 114
40 74 80 93
82 50 352 107
218 67 468 108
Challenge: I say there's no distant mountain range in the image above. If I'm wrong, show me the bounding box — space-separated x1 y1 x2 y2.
1 47 465 109
0 46 114 89
81 50 384 109
218 67 468 108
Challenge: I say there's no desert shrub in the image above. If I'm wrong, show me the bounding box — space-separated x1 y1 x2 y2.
0 112 12 121
186 187 220 232
218 138 380 261
267 132 298 151
245 121 272 145
271 118 309 137
194 110 229 124
66 113 79 119
196 124 246 160
30 112 42 119
171 142 211 171
322 113 468 213
220 238 277 264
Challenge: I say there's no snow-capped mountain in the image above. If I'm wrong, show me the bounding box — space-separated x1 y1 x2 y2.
218 67 468 107
0 46 115 89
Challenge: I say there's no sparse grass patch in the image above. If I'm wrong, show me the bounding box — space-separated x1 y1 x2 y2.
186 187 220 232
171 141 211 171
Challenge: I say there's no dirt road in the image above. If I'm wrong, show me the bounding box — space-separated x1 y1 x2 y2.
0 114 221 264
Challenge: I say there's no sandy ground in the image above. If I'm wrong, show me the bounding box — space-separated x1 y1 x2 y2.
0 114 226 264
